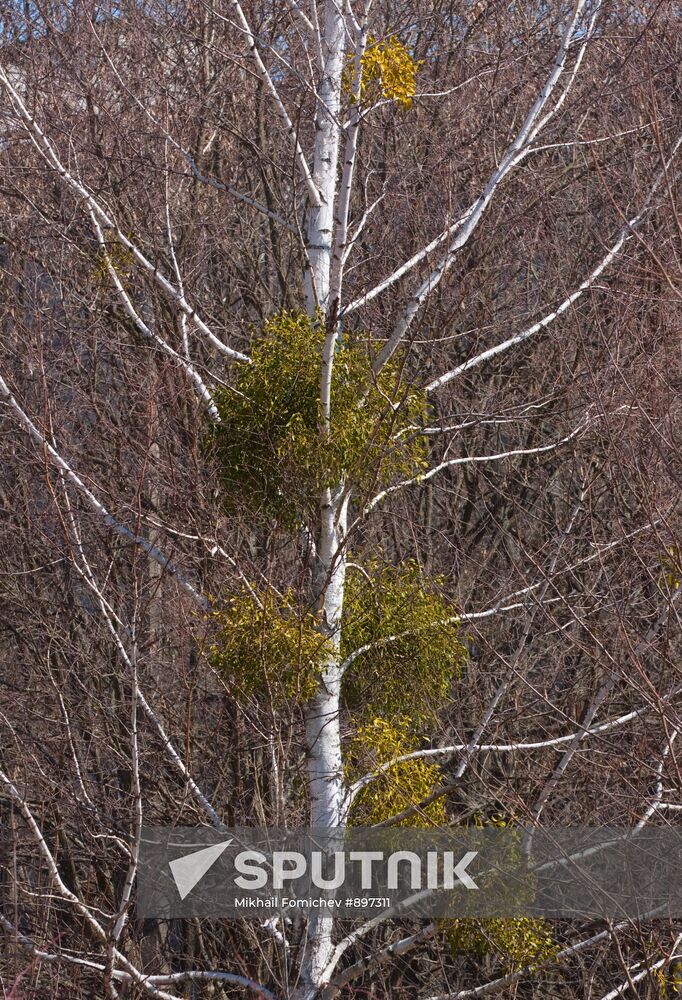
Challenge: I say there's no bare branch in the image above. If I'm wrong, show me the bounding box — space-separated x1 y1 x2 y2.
345 0 598 325
365 414 597 513
0 372 207 606
226 0 322 208
0 62 250 363
427 135 682 392
89 211 221 421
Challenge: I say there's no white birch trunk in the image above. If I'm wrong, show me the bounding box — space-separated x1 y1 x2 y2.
299 9 350 991
304 1 346 312
298 489 349 997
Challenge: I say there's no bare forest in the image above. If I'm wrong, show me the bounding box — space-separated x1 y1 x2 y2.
0 1 681 997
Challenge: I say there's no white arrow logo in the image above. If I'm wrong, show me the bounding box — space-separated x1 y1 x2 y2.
169 840 233 900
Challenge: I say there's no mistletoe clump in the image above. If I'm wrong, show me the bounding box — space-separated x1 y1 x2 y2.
443 815 557 970
653 962 682 996
341 561 464 826
212 311 427 523
347 717 446 827
659 545 681 591
91 236 135 284
356 36 422 110
341 560 466 725
444 916 557 970
209 583 332 705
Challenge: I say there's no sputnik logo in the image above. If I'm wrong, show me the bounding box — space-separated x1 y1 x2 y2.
167 840 480 901
169 840 233 900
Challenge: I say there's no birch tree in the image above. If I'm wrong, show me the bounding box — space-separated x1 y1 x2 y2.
0 1 681 998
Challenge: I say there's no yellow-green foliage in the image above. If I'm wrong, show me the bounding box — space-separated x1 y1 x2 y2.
92 238 135 283
444 916 557 970
347 717 446 827
341 560 465 725
208 584 332 704
212 311 427 523
443 814 557 970
358 36 422 110
654 960 682 996
342 560 465 826
659 546 681 591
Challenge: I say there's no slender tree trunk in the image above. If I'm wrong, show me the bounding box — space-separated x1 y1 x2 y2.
298 490 349 996
299 11 349 989
304 0 346 313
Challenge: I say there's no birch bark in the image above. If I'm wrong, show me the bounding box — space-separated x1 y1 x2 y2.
304 1 346 312
299 9 350 990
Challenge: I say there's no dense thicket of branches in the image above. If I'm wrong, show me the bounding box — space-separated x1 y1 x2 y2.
0 1 680 998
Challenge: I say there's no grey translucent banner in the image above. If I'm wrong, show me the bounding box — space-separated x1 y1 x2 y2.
137 826 682 919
